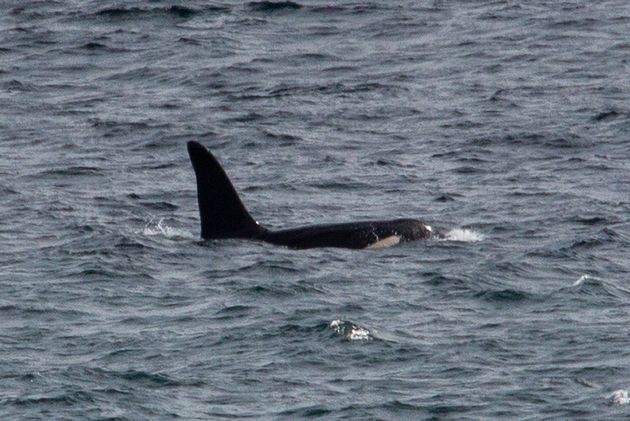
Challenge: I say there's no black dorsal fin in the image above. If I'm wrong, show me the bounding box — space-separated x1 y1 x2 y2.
187 141 265 239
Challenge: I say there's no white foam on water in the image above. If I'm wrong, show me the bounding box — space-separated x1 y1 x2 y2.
142 218 195 240
442 228 484 242
347 326 371 341
329 319 372 341
608 389 629 405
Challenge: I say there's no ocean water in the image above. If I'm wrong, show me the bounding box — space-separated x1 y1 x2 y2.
1 0 630 419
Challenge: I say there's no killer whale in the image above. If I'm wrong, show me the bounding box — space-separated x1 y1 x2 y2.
187 141 433 249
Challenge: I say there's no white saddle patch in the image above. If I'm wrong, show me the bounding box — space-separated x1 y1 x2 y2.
365 235 401 249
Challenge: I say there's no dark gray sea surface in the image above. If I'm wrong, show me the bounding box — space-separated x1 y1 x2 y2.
1 0 630 419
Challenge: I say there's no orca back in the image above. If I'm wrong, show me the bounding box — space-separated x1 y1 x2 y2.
187 141 264 239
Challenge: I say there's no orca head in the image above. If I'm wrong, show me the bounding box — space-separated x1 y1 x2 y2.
399 219 434 241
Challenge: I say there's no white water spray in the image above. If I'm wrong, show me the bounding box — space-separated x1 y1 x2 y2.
142 218 194 240
442 228 484 242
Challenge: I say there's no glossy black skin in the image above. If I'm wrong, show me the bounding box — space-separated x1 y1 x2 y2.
187 141 433 250
260 219 431 249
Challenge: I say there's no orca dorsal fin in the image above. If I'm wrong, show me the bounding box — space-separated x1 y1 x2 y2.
187 141 264 239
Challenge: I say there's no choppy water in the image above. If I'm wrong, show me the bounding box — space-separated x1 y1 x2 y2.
1 1 630 419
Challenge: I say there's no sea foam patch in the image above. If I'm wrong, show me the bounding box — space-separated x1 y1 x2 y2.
142 218 194 239
329 319 372 341
443 228 484 242
608 389 629 405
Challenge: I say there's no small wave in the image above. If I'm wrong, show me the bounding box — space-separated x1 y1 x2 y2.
0 184 19 195
119 369 180 386
2 79 38 92
308 3 395 15
442 228 484 242
95 5 199 19
167 5 199 18
561 274 630 302
142 218 194 240
260 128 302 145
572 274 590 287
329 320 371 341
115 237 147 251
235 284 295 298
247 1 303 12
79 41 130 53
82 41 107 50
10 392 93 406
474 289 531 303
434 193 460 202
608 389 629 405
140 201 178 211
593 110 620 122
571 216 609 226
37 166 103 177
215 305 255 317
